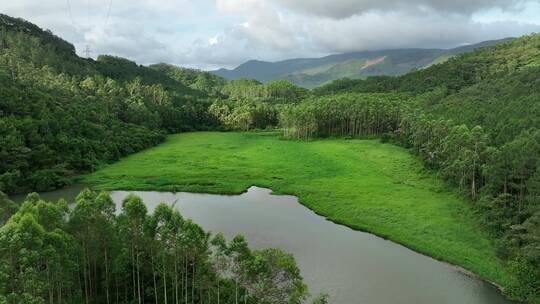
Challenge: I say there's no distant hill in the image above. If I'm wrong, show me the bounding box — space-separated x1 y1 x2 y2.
212 39 512 88
313 33 540 143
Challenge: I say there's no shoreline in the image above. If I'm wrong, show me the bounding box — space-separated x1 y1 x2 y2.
86 183 513 300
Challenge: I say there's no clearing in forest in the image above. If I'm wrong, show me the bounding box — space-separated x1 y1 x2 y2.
84 131 511 287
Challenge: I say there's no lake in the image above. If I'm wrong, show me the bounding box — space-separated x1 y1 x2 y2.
12 186 514 304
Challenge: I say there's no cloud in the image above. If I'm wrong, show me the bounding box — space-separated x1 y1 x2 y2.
303 10 540 52
1 0 540 69
274 0 534 19
1 0 206 64
187 0 540 68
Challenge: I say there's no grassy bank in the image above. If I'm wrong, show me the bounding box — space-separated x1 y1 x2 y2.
84 131 511 287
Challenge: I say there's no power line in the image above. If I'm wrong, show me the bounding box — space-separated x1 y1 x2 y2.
87 0 90 30
104 0 113 28
64 0 114 58
65 0 76 29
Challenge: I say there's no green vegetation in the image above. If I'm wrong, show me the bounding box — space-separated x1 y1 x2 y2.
2 12 540 303
85 132 511 286
279 93 408 139
314 34 540 96
304 34 540 301
0 14 305 194
0 14 213 194
0 188 314 304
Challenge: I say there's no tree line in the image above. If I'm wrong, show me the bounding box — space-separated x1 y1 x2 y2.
0 189 329 304
277 91 539 301
279 93 407 140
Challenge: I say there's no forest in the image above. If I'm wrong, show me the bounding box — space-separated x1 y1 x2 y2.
0 188 322 304
278 35 540 301
0 14 304 194
0 13 539 303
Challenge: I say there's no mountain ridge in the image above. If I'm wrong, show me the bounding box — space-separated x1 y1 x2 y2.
212 38 513 88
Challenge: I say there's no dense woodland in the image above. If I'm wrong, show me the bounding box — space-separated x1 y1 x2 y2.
0 13 539 303
281 35 540 301
0 189 323 304
0 14 303 194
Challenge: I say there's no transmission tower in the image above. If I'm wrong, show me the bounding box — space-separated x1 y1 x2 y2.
84 44 92 58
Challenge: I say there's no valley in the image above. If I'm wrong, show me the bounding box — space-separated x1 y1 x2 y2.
84 132 510 288
1 10 539 304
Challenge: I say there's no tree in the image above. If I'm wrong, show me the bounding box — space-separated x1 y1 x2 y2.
0 191 18 224
1 188 313 304
119 194 148 304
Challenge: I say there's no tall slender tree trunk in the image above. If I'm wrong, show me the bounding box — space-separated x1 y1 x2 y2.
191 261 195 304
93 258 97 299
83 242 89 304
105 249 110 304
58 274 62 304
175 252 179 304
46 261 53 304
132 243 136 300
136 249 142 304
151 251 158 304
185 258 188 304
116 275 119 304
163 255 168 304
471 172 476 200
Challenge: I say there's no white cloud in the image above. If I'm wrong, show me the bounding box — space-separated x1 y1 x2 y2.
208 36 219 45
1 0 540 69
273 0 532 19
204 0 540 65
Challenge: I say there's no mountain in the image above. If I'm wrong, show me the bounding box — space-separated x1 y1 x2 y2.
212 38 512 88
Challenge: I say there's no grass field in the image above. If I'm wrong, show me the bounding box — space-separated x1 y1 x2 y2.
84 131 511 287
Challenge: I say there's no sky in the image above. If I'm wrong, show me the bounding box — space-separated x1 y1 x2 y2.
1 0 540 70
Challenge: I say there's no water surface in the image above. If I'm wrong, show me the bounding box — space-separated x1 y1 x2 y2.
13 186 514 304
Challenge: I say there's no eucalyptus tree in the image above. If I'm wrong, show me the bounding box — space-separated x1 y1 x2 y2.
210 233 230 304
440 125 488 199
68 189 98 304
118 194 148 304
280 93 406 140
1 189 318 304
228 235 308 304
0 193 77 304
94 192 116 304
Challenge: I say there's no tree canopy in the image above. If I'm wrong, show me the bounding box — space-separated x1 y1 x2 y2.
0 189 315 304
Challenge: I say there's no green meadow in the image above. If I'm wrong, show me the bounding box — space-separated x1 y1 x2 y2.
84 131 511 287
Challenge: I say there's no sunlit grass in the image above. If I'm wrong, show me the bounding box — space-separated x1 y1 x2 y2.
84 131 511 287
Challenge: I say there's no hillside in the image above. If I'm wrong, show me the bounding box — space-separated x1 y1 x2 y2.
0 14 315 194
0 14 221 194
212 39 511 88
284 33 540 302
313 33 540 143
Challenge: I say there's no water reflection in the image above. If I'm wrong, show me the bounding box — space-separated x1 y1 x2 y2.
13 186 514 304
